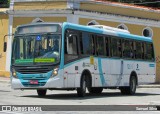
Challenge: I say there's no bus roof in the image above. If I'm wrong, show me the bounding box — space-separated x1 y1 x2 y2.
15 22 152 43
63 22 152 43
16 22 62 28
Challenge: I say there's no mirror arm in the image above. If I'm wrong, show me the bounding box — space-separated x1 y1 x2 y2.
3 34 14 52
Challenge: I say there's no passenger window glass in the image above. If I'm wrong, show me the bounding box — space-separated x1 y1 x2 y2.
111 37 121 57
82 32 92 55
65 30 78 63
105 37 110 56
135 42 142 59
145 43 154 60
96 36 105 56
123 40 134 59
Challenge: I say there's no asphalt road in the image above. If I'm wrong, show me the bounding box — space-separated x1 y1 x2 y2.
0 79 160 113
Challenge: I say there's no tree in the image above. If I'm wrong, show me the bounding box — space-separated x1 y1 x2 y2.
0 0 10 8
103 0 160 8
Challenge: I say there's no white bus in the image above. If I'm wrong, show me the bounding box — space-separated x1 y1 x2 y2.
7 22 155 97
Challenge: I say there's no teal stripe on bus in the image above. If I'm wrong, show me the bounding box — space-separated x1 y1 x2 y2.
149 64 155 67
98 58 106 86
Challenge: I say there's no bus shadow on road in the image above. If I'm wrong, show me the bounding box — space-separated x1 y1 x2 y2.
21 91 160 100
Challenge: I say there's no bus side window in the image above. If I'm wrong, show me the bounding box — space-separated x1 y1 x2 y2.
135 42 142 59
82 32 92 55
145 43 154 61
64 30 79 63
130 41 134 59
151 44 155 61
79 32 83 54
118 39 122 57
67 35 78 55
105 37 109 57
111 37 122 58
123 40 130 58
142 42 145 59
91 34 96 55
96 35 105 56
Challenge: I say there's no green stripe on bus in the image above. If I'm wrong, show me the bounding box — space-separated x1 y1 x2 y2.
15 58 55 63
34 58 55 63
15 59 33 63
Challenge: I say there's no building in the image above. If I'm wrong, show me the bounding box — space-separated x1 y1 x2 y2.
0 8 9 76
1 0 160 82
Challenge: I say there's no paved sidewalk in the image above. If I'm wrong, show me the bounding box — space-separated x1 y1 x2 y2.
0 76 10 83
0 76 160 88
138 84 160 88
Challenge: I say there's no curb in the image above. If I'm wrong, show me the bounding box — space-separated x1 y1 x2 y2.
0 76 10 83
138 85 160 88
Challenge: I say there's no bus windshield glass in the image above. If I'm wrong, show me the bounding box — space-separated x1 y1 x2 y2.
12 34 61 65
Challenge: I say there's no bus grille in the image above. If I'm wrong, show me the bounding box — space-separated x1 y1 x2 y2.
15 67 52 74
22 82 46 87
21 76 47 80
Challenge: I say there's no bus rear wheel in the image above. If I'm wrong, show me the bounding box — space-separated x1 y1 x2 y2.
37 89 47 97
120 76 137 95
88 87 103 94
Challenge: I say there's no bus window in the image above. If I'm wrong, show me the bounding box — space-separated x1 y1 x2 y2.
105 37 110 57
123 40 131 58
96 35 105 56
142 42 145 59
79 32 83 54
91 34 96 55
118 39 122 57
111 37 122 57
151 44 155 61
145 43 154 61
135 42 142 59
130 41 134 59
64 30 79 63
67 35 78 55
82 32 92 55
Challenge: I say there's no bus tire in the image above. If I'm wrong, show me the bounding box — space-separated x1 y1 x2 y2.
37 89 47 97
120 76 137 95
88 87 103 94
77 75 86 97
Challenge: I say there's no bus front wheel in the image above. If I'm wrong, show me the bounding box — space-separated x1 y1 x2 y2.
37 89 47 97
120 76 137 95
77 75 86 97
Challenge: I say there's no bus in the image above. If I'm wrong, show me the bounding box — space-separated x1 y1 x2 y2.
8 22 156 97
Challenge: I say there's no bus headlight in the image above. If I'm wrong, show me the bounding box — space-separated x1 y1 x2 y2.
12 68 17 78
51 68 59 78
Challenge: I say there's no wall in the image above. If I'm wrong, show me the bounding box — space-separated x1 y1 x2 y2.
14 1 67 10
80 2 160 21
0 14 9 76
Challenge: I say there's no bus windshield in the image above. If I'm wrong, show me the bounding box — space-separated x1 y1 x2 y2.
12 34 61 65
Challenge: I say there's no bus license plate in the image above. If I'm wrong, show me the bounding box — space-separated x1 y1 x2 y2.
29 80 38 84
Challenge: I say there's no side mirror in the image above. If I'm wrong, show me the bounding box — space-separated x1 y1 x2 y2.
3 42 7 52
3 34 14 52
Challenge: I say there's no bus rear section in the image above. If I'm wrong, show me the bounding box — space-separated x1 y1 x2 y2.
63 23 156 97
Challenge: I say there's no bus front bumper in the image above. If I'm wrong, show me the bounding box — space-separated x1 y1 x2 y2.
11 77 63 89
